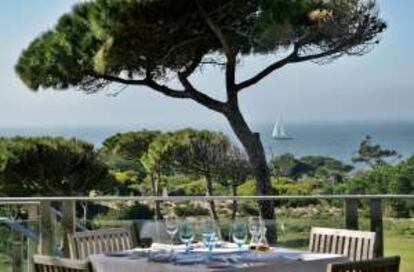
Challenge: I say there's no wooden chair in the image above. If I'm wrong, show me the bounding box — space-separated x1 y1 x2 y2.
309 227 376 261
33 254 90 272
68 227 134 259
327 256 400 272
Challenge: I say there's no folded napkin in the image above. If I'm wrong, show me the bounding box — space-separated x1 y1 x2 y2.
239 251 302 263
173 253 206 265
150 243 176 252
176 242 249 254
104 252 130 257
148 251 174 263
150 243 202 253
238 250 340 263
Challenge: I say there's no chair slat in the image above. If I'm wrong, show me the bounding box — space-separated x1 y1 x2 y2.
356 237 363 261
331 235 338 254
320 234 326 253
33 255 90 272
309 227 376 261
68 227 134 259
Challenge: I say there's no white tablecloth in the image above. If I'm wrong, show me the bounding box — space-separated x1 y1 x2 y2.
89 246 347 272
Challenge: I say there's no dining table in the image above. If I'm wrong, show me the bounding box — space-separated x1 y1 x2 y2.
88 243 347 272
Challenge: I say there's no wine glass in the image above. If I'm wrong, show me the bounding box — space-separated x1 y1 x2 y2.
179 220 194 254
201 218 216 259
232 220 247 253
165 214 178 252
248 216 262 246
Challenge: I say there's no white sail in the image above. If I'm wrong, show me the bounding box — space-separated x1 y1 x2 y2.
280 121 286 137
272 120 280 138
272 116 293 140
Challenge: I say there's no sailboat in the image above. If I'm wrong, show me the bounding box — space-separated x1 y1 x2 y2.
272 117 293 140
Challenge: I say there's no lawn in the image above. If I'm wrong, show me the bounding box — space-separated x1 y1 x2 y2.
385 236 414 272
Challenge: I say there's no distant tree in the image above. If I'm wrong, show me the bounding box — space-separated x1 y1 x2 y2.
220 145 252 219
141 133 178 219
99 131 161 195
346 155 413 217
100 130 161 170
269 153 312 179
301 155 353 183
0 138 9 172
15 0 386 242
389 157 414 217
269 154 352 183
0 137 108 196
172 129 230 221
352 135 400 168
346 165 393 195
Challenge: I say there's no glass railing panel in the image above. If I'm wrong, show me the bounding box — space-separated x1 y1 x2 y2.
0 218 40 272
0 196 412 271
381 199 414 272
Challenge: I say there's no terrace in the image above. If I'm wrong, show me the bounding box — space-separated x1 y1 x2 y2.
0 1 413 272
1 194 413 272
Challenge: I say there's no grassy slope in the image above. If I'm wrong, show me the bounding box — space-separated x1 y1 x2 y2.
385 236 414 272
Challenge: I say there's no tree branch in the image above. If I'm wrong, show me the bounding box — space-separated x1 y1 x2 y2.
98 74 190 99
195 0 232 59
195 0 241 108
226 58 237 103
292 46 344 63
236 44 346 92
98 74 147 86
235 49 298 92
97 72 226 113
178 61 227 113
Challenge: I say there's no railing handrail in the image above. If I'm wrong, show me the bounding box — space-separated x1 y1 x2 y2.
0 194 412 204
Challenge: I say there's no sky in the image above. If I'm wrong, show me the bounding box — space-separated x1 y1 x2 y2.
0 1 414 130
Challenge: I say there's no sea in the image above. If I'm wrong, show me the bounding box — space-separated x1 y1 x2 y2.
1 120 414 164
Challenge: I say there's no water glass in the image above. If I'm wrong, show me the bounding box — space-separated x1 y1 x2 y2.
232 220 248 252
179 220 194 253
248 216 262 245
201 218 216 258
165 214 178 251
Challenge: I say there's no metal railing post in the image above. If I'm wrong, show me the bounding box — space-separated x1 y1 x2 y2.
370 198 383 258
27 204 38 272
11 228 23 272
345 198 359 230
62 200 76 258
39 200 53 255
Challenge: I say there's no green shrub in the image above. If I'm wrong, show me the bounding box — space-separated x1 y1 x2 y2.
174 202 210 216
96 203 154 221
237 180 256 195
237 177 318 207
111 170 141 195
171 179 228 196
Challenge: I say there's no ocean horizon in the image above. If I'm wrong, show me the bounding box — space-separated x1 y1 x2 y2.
1 120 414 163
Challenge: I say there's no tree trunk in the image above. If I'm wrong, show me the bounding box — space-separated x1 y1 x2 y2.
225 107 277 243
151 171 163 220
231 181 238 220
206 175 219 221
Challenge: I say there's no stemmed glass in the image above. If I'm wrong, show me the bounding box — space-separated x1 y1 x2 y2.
165 214 178 252
201 218 216 260
232 219 248 253
179 220 194 254
248 216 262 246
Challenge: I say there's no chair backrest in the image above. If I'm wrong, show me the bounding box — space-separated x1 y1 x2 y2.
68 227 134 259
327 256 400 272
33 255 90 272
309 227 376 261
